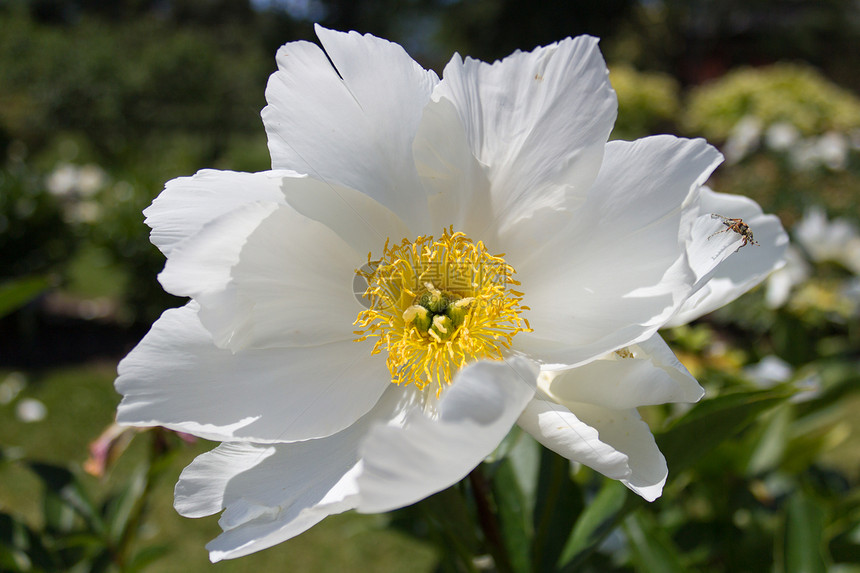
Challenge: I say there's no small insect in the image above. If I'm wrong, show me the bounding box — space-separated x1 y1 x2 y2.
708 214 760 252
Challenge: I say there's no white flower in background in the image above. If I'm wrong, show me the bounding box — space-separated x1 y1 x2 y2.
788 132 850 172
46 162 107 197
764 122 801 152
815 131 849 170
115 27 788 561
66 201 103 224
744 356 821 403
16 398 47 423
46 163 80 196
794 206 860 274
723 116 762 164
0 372 26 405
76 164 109 196
765 245 811 308
45 162 108 223
843 278 860 315
789 139 822 171
744 355 793 388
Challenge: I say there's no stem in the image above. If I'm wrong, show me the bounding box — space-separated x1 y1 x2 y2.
469 465 515 573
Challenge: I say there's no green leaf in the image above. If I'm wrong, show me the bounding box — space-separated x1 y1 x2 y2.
0 512 43 572
103 464 148 544
1 511 59 571
558 479 628 568
491 458 532 573
127 544 170 572
43 486 80 534
783 491 829 573
0 275 52 318
28 462 104 536
405 486 481 571
658 387 794 473
502 431 540 519
830 523 860 564
745 406 792 475
531 449 583 573
623 511 686 573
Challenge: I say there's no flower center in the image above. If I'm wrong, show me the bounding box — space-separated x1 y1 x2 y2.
354 228 531 395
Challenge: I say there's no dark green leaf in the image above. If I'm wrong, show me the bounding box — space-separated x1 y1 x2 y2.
491 458 531 573
28 462 104 535
783 491 828 573
43 487 79 534
830 525 860 564
744 406 792 475
88 548 116 573
559 479 628 568
0 512 42 572
0 275 52 318
624 511 686 573
104 465 148 544
658 387 794 473
127 544 170 572
531 449 583 573
408 486 481 571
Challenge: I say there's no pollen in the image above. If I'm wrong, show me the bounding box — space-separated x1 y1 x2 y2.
354 227 531 395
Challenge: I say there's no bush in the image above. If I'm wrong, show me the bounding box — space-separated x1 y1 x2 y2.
609 64 681 139
0 162 76 280
683 63 860 141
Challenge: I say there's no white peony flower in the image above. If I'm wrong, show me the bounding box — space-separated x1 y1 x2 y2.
115 26 787 561
764 122 800 152
794 206 860 274
723 116 762 164
16 398 47 423
765 245 811 308
815 131 849 171
744 355 793 388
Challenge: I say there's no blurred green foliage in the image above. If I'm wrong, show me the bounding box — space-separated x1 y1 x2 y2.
684 63 860 141
0 3 277 324
0 164 74 280
608 65 681 140
0 6 272 170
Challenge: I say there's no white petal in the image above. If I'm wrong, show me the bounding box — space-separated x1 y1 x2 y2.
281 176 411 258
413 96 496 240
512 136 723 366
158 201 279 299
666 187 789 326
436 36 616 230
144 170 290 257
175 387 406 561
262 26 439 230
566 402 667 501
545 334 703 409
193 203 367 350
517 395 630 480
116 304 390 442
519 394 667 500
680 206 747 285
355 356 538 513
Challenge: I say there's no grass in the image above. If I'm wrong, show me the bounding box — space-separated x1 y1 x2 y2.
0 364 438 571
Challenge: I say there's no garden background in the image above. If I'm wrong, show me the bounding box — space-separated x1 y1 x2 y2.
1 0 859 571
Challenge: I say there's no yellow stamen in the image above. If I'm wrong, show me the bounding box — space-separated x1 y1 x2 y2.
615 348 635 359
354 227 531 395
